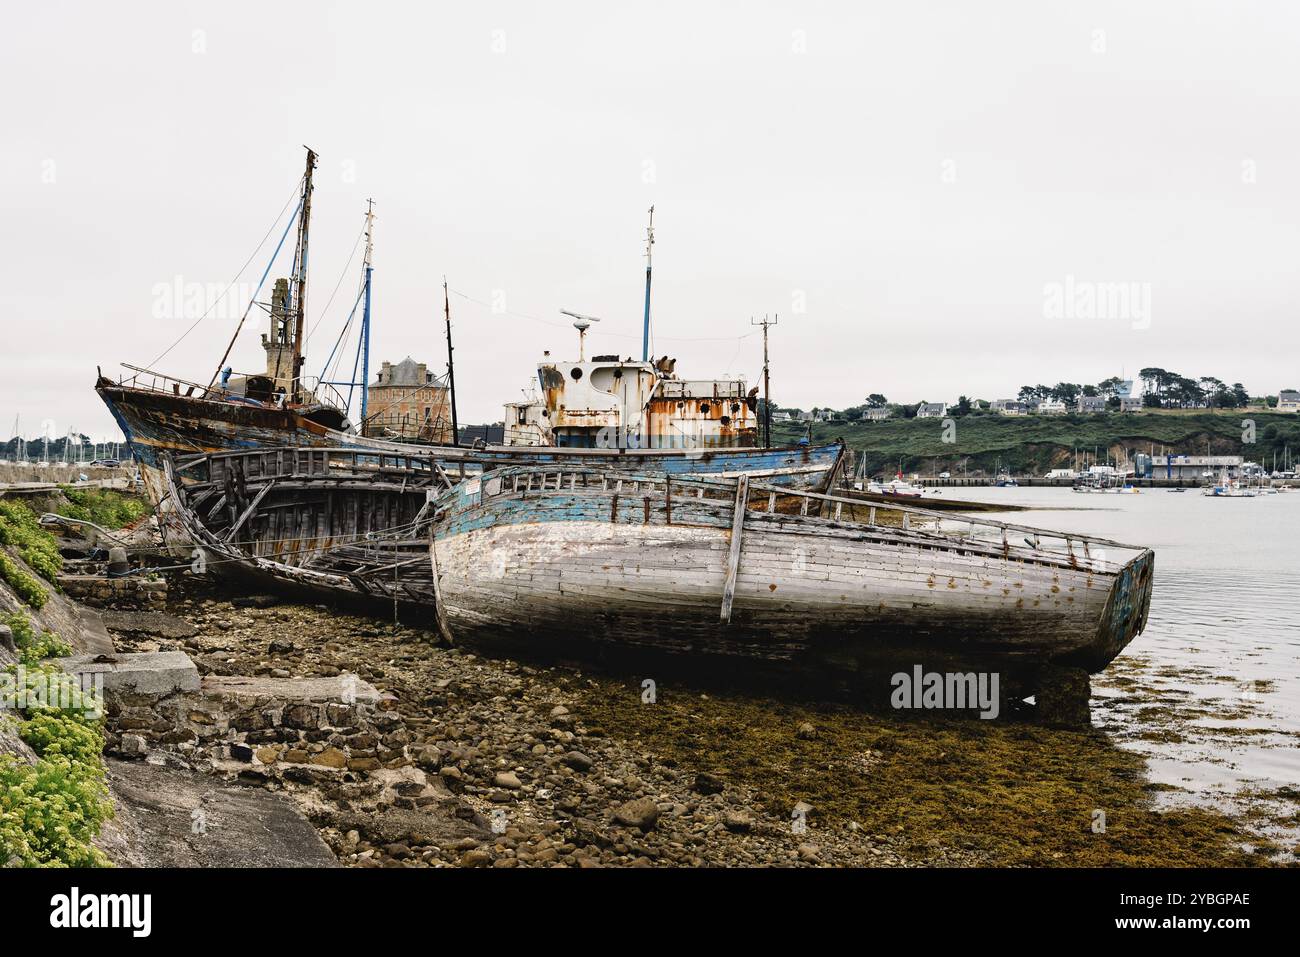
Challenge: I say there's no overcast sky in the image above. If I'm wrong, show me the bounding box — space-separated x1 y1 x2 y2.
3 1 1298 441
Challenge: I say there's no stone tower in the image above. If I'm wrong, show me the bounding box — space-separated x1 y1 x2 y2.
260 277 296 394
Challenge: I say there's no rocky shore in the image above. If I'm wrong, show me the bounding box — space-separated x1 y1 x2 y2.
88 568 1285 869
100 580 976 868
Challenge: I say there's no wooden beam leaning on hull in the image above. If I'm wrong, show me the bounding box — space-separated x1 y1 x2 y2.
720 474 748 623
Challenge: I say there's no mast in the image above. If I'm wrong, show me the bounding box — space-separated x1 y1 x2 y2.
289 147 318 404
641 206 654 363
752 314 777 448
444 278 459 446
359 198 375 422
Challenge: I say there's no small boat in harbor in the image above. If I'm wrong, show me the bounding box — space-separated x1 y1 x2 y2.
427 464 1154 693
1201 470 1257 497
1073 472 1140 494
863 476 926 498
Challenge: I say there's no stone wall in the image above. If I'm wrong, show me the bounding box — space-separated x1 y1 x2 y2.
80 661 407 783
56 574 166 609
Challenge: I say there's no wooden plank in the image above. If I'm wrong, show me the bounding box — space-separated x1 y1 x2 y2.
428 535 456 645
719 474 749 624
222 480 276 543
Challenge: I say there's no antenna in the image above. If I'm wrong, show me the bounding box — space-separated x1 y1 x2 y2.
560 309 602 361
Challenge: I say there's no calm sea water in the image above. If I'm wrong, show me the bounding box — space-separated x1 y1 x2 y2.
938 484 1300 837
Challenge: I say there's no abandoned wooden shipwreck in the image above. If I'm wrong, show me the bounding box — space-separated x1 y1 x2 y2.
159 442 845 556
163 446 1154 691
164 448 444 606
426 465 1154 689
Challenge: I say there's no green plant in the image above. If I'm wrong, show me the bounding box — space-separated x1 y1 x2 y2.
0 500 63 583
56 488 148 531
4 614 72 666
0 665 111 867
0 553 47 609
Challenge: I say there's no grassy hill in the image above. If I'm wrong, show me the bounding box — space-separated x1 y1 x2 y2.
773 410 1300 476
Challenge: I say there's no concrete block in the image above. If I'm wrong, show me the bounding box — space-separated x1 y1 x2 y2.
202 673 380 706
56 650 201 696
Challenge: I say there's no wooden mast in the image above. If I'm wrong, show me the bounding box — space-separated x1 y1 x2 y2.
289 147 318 405
444 277 459 446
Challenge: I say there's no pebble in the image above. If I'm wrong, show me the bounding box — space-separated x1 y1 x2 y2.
561 750 594 772
613 797 661 831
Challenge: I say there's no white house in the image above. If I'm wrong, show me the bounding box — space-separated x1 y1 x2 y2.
992 399 1026 415
915 402 948 419
1278 390 1300 413
861 408 892 421
1077 395 1106 413
1037 400 1067 415
1119 396 1144 412
771 411 793 422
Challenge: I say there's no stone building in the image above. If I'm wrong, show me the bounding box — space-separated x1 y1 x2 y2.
362 357 453 442
260 278 298 395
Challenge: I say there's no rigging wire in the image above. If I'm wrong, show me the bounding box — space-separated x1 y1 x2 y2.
307 221 366 341
145 176 304 370
447 288 760 344
316 284 367 386
207 193 304 389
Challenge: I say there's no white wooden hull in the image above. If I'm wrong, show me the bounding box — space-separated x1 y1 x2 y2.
430 468 1154 680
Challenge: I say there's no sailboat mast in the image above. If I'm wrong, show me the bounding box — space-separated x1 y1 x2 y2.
444 277 459 446
360 198 375 422
641 206 654 363
289 147 318 404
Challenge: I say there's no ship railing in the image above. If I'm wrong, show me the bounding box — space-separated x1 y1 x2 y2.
113 363 240 401
113 364 349 414
293 376 351 414
172 446 458 487
472 464 1148 570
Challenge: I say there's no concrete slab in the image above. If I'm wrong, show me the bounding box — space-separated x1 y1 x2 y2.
96 758 338 868
203 673 381 705
100 608 198 640
56 650 200 695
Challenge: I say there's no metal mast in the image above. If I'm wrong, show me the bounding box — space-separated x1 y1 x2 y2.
444 278 459 446
359 198 375 422
641 206 654 363
289 147 318 404
751 314 778 448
